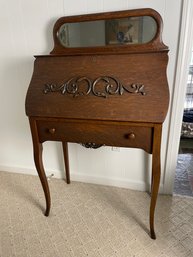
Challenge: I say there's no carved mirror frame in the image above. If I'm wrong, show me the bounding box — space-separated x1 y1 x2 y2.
50 8 167 56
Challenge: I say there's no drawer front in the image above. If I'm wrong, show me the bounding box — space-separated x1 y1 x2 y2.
37 120 153 153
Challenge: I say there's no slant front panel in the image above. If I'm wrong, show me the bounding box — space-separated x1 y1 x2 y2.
26 53 169 123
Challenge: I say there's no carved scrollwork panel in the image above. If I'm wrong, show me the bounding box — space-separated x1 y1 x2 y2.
43 76 146 98
80 143 104 149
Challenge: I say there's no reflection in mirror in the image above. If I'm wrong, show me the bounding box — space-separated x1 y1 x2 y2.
58 16 157 48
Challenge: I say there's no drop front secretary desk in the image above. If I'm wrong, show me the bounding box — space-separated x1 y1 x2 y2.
25 8 169 239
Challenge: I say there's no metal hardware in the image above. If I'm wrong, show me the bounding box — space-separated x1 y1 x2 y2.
48 128 56 134
81 143 103 149
43 76 146 98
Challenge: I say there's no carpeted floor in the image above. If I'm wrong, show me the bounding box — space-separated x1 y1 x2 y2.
174 137 193 196
0 171 193 257
174 153 193 196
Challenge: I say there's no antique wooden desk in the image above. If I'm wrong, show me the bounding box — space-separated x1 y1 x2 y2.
25 8 169 239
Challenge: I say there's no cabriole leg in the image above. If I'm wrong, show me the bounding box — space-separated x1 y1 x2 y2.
29 118 51 216
150 124 162 239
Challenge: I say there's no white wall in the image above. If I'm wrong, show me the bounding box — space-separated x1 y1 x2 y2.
164 0 193 194
0 0 182 193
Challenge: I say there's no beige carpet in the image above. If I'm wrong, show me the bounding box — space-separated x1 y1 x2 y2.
0 171 193 257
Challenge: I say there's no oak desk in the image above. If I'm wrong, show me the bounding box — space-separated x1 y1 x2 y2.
25 8 169 239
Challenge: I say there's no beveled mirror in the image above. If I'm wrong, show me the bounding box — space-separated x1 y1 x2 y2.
58 16 157 48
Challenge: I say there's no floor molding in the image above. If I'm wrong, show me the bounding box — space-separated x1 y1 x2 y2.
0 165 164 193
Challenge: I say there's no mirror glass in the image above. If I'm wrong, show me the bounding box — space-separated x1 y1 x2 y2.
58 16 157 48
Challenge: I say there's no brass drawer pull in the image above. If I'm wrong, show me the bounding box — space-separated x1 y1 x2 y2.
127 133 135 139
48 128 56 134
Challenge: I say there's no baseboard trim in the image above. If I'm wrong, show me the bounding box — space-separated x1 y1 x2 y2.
70 172 148 191
70 172 164 193
0 165 164 193
0 165 63 178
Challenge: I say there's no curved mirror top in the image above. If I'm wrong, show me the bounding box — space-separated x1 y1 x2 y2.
58 16 157 48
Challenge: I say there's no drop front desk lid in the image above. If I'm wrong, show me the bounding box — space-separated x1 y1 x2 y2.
25 8 169 124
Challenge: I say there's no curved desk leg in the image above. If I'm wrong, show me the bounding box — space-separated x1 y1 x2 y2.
150 124 162 239
29 118 51 216
62 142 70 184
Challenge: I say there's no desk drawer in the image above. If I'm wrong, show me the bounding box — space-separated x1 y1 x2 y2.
37 120 153 153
